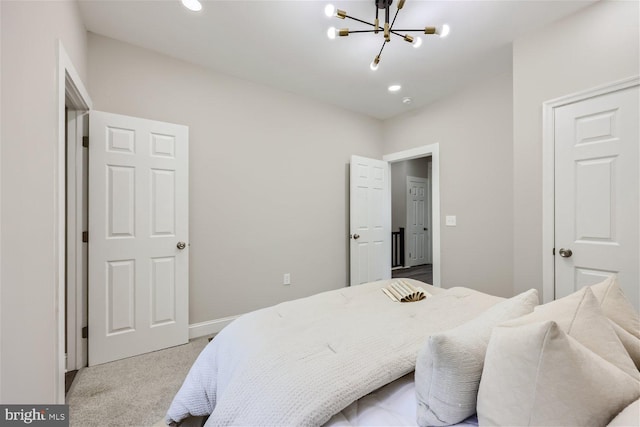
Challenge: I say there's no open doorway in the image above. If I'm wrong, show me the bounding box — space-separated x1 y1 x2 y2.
349 144 440 287
390 157 433 284
65 106 89 390
57 41 92 402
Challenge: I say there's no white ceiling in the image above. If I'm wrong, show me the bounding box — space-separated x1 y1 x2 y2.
78 0 595 119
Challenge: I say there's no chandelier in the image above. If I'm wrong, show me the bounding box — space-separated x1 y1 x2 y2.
325 0 449 70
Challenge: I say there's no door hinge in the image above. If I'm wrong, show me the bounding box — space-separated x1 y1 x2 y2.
552 247 555 256
82 231 88 243
82 136 89 148
82 326 88 339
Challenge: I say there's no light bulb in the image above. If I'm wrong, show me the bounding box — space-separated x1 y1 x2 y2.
388 84 402 92
370 56 380 71
439 24 450 38
413 36 423 48
181 0 202 12
324 4 336 17
327 27 337 40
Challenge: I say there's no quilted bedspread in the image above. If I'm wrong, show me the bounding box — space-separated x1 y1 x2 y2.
166 279 503 427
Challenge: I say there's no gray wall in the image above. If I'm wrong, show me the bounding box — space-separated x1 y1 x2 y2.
383 71 514 298
1 0 88 403
87 34 384 324
512 0 640 298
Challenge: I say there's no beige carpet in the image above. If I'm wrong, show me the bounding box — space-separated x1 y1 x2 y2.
66 337 210 427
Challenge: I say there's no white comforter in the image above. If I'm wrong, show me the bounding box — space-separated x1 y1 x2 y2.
166 279 502 427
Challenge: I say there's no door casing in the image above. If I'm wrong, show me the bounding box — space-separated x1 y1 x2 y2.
542 76 640 303
65 109 89 372
57 41 93 403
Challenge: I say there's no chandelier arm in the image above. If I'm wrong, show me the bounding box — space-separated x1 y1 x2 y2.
343 29 410 36
343 14 379 28
393 29 433 32
347 30 382 34
377 39 387 58
389 30 412 38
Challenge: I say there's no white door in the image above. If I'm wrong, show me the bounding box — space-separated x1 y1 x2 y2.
554 85 639 310
406 176 428 267
89 111 189 365
350 155 391 285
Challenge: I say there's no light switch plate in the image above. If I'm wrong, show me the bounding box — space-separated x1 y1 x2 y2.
446 215 457 226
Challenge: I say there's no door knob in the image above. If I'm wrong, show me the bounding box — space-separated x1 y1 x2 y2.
177 241 186 250
352 234 360 240
558 248 572 258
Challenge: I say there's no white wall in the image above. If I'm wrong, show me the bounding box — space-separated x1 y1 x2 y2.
512 0 640 297
87 34 383 325
1 0 88 403
382 71 513 297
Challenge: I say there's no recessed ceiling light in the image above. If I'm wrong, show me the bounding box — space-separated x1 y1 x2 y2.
181 0 202 12
402 97 412 104
388 85 402 93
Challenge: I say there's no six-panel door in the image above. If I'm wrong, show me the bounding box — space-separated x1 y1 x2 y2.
88 111 189 365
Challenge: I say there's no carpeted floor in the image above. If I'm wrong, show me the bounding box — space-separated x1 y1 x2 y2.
66 337 210 427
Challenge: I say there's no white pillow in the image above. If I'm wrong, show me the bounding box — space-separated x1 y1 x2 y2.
502 286 639 379
607 398 640 427
415 289 539 426
590 275 640 339
477 320 640 426
609 320 640 371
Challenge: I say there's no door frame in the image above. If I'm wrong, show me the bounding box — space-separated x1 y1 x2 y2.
383 144 440 286
65 109 88 372
405 176 429 268
56 40 92 402
541 75 639 304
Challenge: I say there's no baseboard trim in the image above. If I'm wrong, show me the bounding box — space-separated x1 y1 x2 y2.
189 315 240 339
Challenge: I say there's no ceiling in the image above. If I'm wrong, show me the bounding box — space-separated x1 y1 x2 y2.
78 0 595 120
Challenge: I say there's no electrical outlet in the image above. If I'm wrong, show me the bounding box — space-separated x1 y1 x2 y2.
283 273 291 285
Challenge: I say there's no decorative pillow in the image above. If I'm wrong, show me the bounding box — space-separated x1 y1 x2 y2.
590 275 640 339
502 286 639 379
477 321 640 426
415 289 539 426
609 320 640 371
607 398 640 427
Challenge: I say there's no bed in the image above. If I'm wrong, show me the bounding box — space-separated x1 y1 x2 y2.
166 276 640 427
